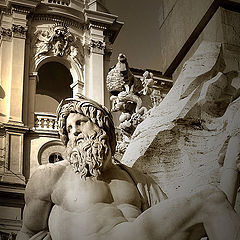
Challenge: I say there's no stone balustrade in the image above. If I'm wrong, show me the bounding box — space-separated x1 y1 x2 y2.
34 112 58 131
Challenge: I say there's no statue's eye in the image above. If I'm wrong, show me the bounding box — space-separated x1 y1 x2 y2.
76 120 81 126
67 125 72 133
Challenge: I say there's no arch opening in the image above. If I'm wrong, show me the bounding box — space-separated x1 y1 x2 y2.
35 61 73 113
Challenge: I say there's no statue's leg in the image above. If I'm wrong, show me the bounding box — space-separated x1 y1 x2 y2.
108 186 240 240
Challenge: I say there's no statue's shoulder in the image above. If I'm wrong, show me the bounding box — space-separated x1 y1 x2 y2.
116 162 167 208
116 162 154 185
25 160 68 202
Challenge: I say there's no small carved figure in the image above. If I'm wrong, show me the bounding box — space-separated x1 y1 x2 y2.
51 25 69 56
17 95 240 240
140 71 156 95
35 24 76 58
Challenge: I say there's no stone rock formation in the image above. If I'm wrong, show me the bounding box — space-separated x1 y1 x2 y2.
122 41 240 202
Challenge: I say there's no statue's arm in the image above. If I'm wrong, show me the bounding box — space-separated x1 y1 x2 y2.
16 199 52 240
16 163 64 240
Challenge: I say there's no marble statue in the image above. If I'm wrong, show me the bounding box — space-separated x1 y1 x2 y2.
106 54 148 152
16 94 240 240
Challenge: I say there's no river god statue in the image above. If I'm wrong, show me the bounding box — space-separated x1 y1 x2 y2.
17 95 240 240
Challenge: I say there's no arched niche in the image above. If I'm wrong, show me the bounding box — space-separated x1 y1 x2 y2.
35 55 84 95
35 61 73 113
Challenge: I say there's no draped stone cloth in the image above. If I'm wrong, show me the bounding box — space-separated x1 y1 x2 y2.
28 163 167 240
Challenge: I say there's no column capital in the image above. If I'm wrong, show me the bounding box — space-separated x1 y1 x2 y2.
89 39 105 54
12 24 28 39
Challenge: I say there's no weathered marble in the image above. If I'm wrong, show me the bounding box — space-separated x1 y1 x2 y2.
17 94 240 240
122 41 240 202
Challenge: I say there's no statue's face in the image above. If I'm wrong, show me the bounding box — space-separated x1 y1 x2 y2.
65 112 110 178
66 112 100 143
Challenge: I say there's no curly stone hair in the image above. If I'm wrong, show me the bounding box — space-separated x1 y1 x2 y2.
57 95 117 155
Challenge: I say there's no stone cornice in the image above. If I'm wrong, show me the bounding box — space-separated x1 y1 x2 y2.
89 22 106 30
84 9 123 44
0 0 39 10
32 13 84 30
84 9 118 25
2 123 29 132
11 4 31 14
34 3 85 24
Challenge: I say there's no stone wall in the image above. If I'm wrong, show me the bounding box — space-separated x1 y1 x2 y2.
157 0 240 80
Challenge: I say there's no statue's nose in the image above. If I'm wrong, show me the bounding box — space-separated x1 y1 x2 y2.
72 126 81 136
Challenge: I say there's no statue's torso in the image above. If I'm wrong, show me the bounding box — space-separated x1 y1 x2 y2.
48 164 142 240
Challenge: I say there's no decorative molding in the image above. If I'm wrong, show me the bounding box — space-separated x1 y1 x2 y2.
89 23 107 30
33 23 84 64
12 24 28 38
0 27 12 41
33 14 84 30
70 80 84 89
89 39 105 54
11 5 31 14
46 0 71 6
2 9 12 16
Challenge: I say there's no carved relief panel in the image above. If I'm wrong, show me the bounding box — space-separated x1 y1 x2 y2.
33 23 84 65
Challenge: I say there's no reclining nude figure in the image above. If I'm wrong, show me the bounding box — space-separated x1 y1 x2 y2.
17 96 240 240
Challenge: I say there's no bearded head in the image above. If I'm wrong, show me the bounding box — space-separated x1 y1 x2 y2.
57 94 117 179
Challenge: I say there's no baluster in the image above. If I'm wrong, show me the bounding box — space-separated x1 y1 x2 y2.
36 116 42 129
43 118 48 129
49 118 54 130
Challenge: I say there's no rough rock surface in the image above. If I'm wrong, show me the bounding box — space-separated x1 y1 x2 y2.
121 41 240 199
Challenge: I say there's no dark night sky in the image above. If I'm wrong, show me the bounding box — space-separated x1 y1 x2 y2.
105 0 163 72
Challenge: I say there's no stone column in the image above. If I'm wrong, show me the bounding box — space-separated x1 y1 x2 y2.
88 24 106 105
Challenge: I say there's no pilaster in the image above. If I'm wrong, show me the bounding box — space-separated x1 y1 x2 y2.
8 10 28 125
28 72 38 128
0 13 13 123
88 24 105 104
84 9 123 105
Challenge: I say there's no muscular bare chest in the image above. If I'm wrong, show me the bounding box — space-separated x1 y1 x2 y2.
51 166 142 212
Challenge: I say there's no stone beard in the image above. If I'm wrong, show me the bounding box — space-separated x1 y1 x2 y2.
66 128 109 179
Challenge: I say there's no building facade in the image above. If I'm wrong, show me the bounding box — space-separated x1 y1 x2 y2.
0 0 123 235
